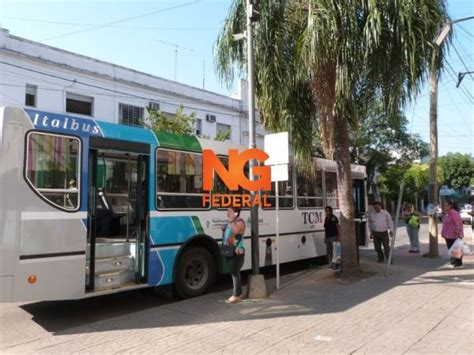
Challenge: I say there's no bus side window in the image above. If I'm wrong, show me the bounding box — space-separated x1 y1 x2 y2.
156 149 206 209
263 164 294 209
296 169 323 208
325 171 339 208
25 132 81 211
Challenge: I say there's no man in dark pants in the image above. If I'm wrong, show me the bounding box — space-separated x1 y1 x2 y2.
324 206 340 270
368 201 394 263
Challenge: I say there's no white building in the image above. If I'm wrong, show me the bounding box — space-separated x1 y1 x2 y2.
0 28 265 146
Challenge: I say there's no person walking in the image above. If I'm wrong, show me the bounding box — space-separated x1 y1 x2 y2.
221 206 246 303
369 201 394 263
402 203 420 253
441 200 464 267
324 206 340 270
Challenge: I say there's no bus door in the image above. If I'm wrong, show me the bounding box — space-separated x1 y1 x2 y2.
87 138 149 292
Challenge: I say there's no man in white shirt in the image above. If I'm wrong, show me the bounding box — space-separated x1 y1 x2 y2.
368 201 394 263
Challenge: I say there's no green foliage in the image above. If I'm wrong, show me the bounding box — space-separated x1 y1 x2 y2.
404 164 429 193
438 153 474 189
379 162 443 205
146 105 196 135
377 165 407 203
215 0 448 163
350 99 429 197
215 129 232 141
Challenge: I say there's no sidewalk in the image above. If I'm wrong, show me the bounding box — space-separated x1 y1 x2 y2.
1 226 473 354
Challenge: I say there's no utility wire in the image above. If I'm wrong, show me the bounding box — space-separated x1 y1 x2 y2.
440 81 472 130
457 24 474 39
2 15 215 31
445 61 474 102
40 1 200 42
451 43 474 80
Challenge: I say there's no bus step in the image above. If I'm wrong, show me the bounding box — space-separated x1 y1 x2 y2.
88 255 135 274
91 242 131 258
94 269 135 290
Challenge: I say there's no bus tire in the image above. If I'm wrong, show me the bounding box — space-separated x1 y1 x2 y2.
175 247 216 299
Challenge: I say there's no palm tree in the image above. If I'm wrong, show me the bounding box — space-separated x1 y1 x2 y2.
215 0 449 271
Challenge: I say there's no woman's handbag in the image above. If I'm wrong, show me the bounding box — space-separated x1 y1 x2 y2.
220 226 235 257
220 244 235 257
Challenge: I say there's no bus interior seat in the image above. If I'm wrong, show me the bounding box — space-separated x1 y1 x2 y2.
96 188 121 237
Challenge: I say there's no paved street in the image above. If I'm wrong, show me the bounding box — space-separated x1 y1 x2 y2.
1 223 473 354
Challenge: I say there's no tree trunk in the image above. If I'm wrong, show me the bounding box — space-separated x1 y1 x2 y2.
334 113 358 270
428 54 439 257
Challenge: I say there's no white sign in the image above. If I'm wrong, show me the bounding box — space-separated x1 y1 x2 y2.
271 164 288 182
264 132 289 166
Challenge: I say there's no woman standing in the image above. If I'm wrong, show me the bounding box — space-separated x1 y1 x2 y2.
402 203 420 253
222 206 246 303
441 200 464 267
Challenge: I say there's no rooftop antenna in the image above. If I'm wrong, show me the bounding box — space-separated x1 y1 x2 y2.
156 40 194 82
202 60 205 90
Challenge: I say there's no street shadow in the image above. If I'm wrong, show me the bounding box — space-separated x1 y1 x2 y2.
20 238 473 336
19 258 325 334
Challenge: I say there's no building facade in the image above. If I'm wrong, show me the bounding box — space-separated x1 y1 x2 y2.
0 28 265 147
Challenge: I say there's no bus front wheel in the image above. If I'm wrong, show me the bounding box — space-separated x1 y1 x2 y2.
175 247 216 299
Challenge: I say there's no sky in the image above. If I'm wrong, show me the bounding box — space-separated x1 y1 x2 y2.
0 0 472 156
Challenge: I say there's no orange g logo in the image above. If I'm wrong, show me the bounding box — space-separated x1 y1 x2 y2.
203 149 271 191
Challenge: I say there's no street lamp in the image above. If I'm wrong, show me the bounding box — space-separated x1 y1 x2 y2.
433 23 451 46
433 16 474 46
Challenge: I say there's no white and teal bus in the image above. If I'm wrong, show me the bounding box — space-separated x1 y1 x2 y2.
0 106 368 302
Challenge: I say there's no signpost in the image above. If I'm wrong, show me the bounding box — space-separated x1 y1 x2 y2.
264 132 289 290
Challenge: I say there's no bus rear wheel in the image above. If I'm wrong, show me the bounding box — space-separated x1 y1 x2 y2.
175 247 216 299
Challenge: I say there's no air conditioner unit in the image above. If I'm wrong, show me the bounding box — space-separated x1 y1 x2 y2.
205 114 216 123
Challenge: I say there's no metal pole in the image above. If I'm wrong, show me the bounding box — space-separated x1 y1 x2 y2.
247 0 259 275
385 181 404 276
275 181 280 289
428 50 439 257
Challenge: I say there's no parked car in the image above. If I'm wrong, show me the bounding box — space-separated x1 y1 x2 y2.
460 204 473 225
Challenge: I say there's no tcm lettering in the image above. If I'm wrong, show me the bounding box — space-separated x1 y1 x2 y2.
302 211 323 225
203 149 271 191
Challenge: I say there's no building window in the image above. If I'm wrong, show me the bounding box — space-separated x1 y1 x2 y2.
195 119 202 136
25 132 81 211
25 84 37 107
66 93 93 116
216 123 231 140
149 101 160 112
119 103 144 127
264 164 294 208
